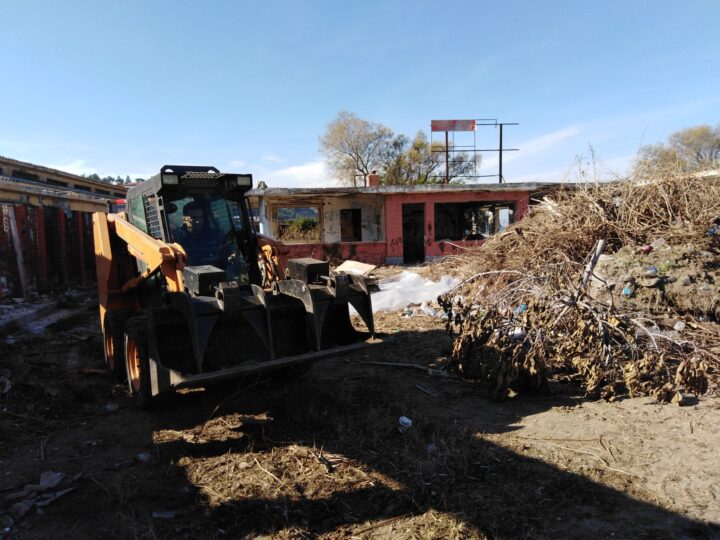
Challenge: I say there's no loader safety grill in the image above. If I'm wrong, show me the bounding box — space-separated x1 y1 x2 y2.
142 195 162 239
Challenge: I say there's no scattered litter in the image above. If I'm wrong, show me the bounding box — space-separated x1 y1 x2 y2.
103 403 119 413
650 238 666 250
109 459 135 470
420 301 438 317
414 384 437 397
334 260 377 276
370 272 459 313
35 471 64 491
398 416 412 433
1 514 13 529
135 452 152 464
34 488 74 507
152 511 178 519
0 376 10 395
8 500 32 521
2 471 77 526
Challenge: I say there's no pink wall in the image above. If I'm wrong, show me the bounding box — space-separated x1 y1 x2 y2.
384 190 530 262
282 241 387 266
275 190 531 266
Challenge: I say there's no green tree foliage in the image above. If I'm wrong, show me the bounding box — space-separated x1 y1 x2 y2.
279 217 319 241
381 131 477 185
634 124 720 176
320 112 478 186
83 173 145 185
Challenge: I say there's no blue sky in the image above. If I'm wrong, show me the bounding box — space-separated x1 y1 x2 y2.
1 0 718 187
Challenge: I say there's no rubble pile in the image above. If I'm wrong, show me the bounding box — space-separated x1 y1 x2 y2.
438 173 720 402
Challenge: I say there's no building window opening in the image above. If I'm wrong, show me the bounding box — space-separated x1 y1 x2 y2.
276 207 320 243
46 179 69 188
12 170 39 181
434 202 515 241
340 209 362 242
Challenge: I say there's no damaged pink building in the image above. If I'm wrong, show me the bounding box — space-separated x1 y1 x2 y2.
249 178 567 265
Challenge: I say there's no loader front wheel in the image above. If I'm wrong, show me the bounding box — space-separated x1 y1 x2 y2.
124 317 154 408
103 310 132 382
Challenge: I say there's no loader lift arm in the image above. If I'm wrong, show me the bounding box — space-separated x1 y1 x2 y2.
93 212 187 321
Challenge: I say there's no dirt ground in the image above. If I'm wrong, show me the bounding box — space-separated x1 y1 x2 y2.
1 287 719 539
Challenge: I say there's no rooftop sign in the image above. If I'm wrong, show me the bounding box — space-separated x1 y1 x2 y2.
430 119 476 132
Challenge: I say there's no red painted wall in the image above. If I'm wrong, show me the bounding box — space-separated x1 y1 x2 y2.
275 190 531 267
0 205 97 297
282 241 387 266
384 190 530 262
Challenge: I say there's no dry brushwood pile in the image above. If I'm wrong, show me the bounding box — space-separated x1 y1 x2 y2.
437 172 720 403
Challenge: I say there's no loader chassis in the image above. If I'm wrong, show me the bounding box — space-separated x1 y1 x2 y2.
94 165 380 406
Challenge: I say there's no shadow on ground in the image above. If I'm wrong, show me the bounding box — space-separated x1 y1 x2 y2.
138 330 718 539
2 315 718 539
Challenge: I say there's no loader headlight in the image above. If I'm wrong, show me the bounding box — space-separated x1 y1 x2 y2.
163 174 179 185
236 175 252 187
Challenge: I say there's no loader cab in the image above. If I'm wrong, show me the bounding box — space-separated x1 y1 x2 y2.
125 165 261 289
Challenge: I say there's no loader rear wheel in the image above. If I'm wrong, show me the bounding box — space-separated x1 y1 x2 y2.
124 317 154 408
103 310 132 382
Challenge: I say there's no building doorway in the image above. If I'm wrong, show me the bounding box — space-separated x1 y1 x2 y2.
402 203 425 264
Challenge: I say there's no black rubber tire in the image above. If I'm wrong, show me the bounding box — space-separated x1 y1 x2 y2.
123 316 154 409
103 310 133 382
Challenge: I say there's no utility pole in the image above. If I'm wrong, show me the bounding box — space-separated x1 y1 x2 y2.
444 131 450 184
499 124 504 183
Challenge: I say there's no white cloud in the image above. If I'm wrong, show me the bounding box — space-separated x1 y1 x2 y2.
261 154 284 163
512 164 578 183
43 159 155 180
511 152 636 183
262 161 333 188
482 125 583 170
598 154 634 177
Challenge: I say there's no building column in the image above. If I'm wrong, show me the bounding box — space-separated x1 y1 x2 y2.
58 209 68 284
74 211 87 284
515 194 529 220
32 207 49 293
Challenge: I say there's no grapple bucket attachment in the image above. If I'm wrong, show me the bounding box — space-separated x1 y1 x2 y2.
146 259 383 395
275 272 374 351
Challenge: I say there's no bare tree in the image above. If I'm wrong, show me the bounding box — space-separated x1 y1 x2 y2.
634 124 720 176
319 111 394 186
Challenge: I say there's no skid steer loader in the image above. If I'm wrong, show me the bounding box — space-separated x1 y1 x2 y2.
93 165 383 406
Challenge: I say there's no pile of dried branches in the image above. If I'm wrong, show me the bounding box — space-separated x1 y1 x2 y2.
437 171 720 402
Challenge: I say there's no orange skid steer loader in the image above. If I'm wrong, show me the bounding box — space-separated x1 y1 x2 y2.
93 165 383 407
